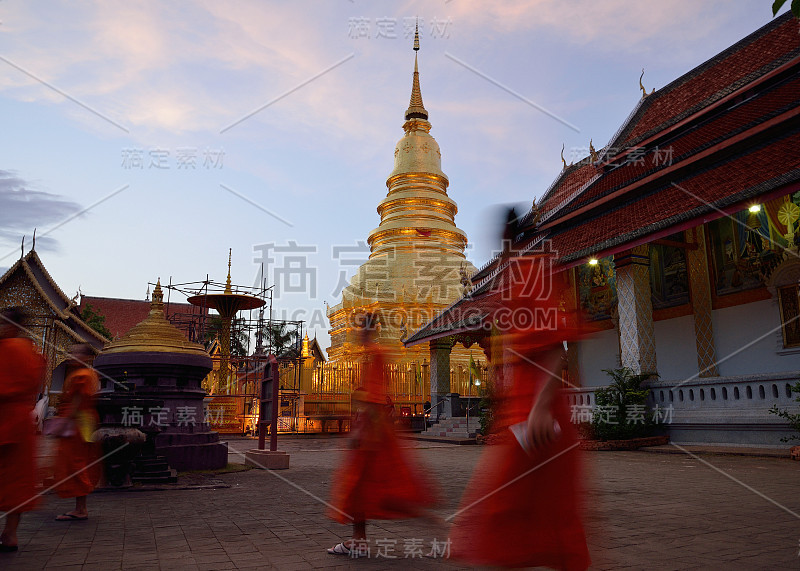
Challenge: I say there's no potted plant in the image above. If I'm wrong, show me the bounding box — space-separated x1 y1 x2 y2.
584 367 667 450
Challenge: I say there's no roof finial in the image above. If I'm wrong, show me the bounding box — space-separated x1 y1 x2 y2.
225 248 233 294
20 235 24 259
561 143 567 170
404 19 428 121
32 228 36 251
589 139 598 162
639 68 654 98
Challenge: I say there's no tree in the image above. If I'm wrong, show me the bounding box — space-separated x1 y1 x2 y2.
266 322 297 357
81 303 112 340
204 315 248 356
772 0 800 18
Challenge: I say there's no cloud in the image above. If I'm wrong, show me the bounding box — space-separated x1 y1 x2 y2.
445 0 728 51
0 0 757 168
0 2 377 138
0 170 82 252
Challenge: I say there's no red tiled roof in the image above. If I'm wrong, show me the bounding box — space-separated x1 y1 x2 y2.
620 16 800 147
556 73 800 221
79 296 206 340
549 130 800 263
538 163 598 217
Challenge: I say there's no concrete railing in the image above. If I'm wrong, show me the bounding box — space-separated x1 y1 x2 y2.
566 371 800 447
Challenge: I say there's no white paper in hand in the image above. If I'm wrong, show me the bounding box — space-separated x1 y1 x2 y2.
509 420 561 454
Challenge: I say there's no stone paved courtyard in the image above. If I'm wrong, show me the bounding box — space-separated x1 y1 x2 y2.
3 435 798 570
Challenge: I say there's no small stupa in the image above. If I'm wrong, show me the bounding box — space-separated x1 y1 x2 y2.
94 280 228 471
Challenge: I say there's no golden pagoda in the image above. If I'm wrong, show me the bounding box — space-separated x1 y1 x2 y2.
327 25 480 374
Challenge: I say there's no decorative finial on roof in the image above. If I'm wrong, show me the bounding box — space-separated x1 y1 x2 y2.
20 235 24 259
561 143 567 170
224 248 232 294
404 20 428 121
639 68 654 98
145 284 151 302
152 278 164 309
32 228 36 251
589 139 598 162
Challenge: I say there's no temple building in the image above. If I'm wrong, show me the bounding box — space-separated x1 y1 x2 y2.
406 13 800 446
325 27 483 410
0 249 108 385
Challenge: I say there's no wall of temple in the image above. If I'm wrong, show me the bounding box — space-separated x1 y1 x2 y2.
653 314 698 382
576 328 620 387
712 298 800 376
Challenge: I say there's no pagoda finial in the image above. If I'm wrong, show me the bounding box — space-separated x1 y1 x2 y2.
404 20 428 121
152 278 164 310
225 248 232 294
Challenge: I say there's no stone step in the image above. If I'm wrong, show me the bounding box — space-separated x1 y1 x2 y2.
132 469 178 484
131 454 176 484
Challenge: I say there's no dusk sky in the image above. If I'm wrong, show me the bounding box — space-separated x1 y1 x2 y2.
0 1 789 348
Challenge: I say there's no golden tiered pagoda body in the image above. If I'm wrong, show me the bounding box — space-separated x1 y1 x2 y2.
327 28 480 374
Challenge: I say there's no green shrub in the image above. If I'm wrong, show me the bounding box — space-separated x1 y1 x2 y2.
591 367 660 441
769 381 800 442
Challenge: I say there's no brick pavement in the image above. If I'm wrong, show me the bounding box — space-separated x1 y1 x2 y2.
2 435 798 570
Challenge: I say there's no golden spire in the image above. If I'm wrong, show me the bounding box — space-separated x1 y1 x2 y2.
405 21 428 121
224 248 232 294
152 278 164 310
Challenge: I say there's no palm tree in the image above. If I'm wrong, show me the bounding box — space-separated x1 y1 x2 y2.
267 322 297 357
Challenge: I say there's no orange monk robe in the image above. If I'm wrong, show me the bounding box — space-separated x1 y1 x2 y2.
54 368 101 498
451 255 593 570
328 344 436 524
450 350 590 570
0 338 45 513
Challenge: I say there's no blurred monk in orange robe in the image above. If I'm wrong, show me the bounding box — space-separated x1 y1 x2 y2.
450 241 593 570
327 314 436 557
0 307 45 552
54 344 101 521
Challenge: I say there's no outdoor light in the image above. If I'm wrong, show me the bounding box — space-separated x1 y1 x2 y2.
749 204 761 213
475 380 481 386
588 258 599 266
